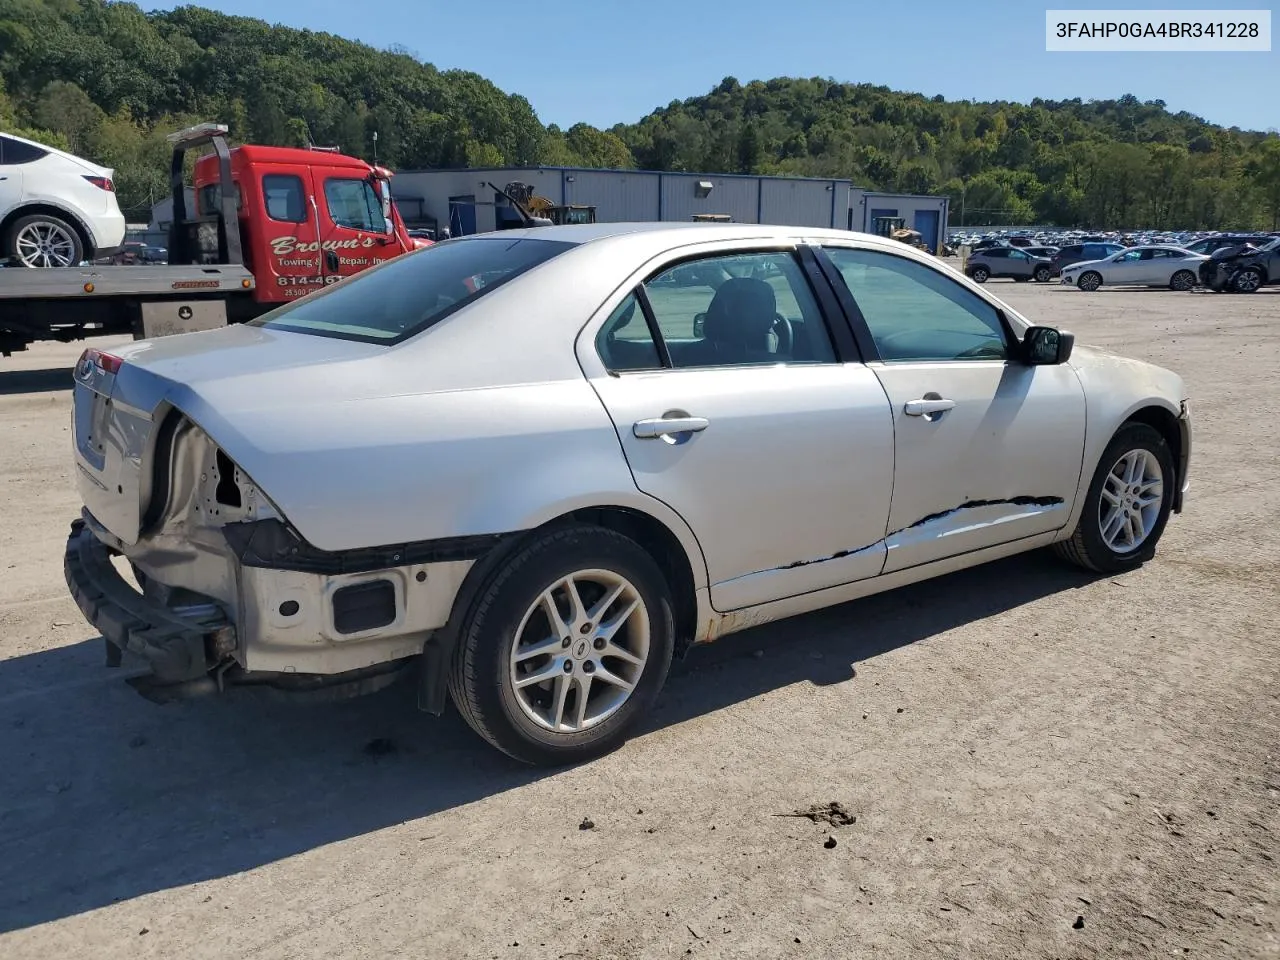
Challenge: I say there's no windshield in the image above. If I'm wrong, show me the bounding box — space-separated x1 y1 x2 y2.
252 237 575 343
1259 237 1280 253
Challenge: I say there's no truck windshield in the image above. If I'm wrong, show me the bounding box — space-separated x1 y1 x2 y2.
251 237 576 343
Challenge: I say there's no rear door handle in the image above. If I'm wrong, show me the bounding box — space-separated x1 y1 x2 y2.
904 398 956 417
633 416 709 439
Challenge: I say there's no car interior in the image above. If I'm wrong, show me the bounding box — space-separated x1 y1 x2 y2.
597 254 834 371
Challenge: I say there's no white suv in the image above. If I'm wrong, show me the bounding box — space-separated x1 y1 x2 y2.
0 132 126 267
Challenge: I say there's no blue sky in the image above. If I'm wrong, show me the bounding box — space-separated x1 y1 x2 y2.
138 0 1277 131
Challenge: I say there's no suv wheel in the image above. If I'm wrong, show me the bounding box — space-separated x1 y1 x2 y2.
1233 268 1263 293
1033 266 1051 283
969 265 989 283
3 213 85 268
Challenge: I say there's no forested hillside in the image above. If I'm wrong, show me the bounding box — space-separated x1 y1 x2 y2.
2 0 1278 228
617 77 1280 230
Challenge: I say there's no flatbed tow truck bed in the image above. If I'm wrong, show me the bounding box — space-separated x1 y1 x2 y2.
0 263 254 300
0 263 257 355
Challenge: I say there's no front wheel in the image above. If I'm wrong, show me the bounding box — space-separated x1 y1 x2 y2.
969 266 989 283
1169 270 1196 292
448 524 675 765
1053 423 1175 573
1034 266 1051 283
1077 271 1102 292
1233 268 1263 293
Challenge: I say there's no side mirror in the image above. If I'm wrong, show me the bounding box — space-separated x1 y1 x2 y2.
1023 326 1074 365
375 179 394 234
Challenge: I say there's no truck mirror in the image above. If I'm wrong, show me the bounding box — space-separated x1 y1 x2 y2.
376 179 394 234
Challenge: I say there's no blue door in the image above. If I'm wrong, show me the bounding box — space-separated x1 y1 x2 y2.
913 209 940 252
448 195 476 236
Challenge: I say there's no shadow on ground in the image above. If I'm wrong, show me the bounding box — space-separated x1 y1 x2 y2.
0 368 72 397
0 551 1093 932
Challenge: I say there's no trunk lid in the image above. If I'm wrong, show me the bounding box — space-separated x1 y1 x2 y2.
71 324 388 545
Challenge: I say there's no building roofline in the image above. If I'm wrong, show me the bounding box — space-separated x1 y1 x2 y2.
394 164 858 186
858 191 951 201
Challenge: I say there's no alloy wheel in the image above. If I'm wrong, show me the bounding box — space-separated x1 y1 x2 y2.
1234 270 1262 293
14 221 77 268
1097 449 1164 554
508 569 650 733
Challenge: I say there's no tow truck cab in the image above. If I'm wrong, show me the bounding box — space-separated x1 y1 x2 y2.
190 142 425 307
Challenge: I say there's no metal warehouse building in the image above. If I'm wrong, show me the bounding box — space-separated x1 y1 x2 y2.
390 167 950 252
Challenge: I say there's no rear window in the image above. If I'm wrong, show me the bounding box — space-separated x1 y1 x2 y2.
252 236 575 343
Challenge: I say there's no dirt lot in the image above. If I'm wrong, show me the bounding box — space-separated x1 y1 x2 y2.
1 283 1277 959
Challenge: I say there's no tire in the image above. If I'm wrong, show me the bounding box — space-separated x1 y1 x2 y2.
1077 271 1102 292
448 524 675 765
1052 423 1175 574
1033 266 1051 283
970 266 989 283
1169 270 1196 292
2 213 85 268
1232 268 1263 293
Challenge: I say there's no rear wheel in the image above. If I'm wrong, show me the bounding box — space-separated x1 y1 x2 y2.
1169 270 1196 291
1034 266 1051 283
448 524 675 765
1077 271 1102 292
969 266 989 283
1233 268 1263 293
1052 423 1174 574
3 213 84 267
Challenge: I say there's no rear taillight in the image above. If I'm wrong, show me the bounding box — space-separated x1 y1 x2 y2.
83 175 115 192
77 348 124 376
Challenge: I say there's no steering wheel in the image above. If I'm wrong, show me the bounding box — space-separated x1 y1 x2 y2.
771 313 794 355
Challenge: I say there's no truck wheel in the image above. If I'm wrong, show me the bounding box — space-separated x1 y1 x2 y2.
448 524 675 765
1052 423 1174 574
3 213 84 268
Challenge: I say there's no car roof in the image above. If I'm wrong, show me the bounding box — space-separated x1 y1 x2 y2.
1 130 107 173
466 222 869 246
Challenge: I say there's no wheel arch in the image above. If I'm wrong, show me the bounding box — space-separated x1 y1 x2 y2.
0 202 96 258
1123 403 1185 512
418 500 710 715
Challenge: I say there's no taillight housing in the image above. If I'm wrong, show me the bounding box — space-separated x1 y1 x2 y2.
83 175 115 192
77 348 124 377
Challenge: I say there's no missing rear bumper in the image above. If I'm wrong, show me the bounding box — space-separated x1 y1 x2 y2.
65 516 232 683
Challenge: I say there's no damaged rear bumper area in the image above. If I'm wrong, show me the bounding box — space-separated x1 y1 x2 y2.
64 517 415 702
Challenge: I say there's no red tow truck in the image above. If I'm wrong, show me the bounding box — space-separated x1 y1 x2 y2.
0 123 430 355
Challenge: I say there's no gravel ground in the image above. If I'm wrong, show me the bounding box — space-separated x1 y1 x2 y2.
0 283 1277 959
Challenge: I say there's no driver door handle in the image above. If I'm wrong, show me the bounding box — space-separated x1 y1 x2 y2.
904 398 956 417
633 416 709 439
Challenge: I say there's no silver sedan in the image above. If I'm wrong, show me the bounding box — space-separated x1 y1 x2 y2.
1060 245 1207 291
65 223 1192 764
